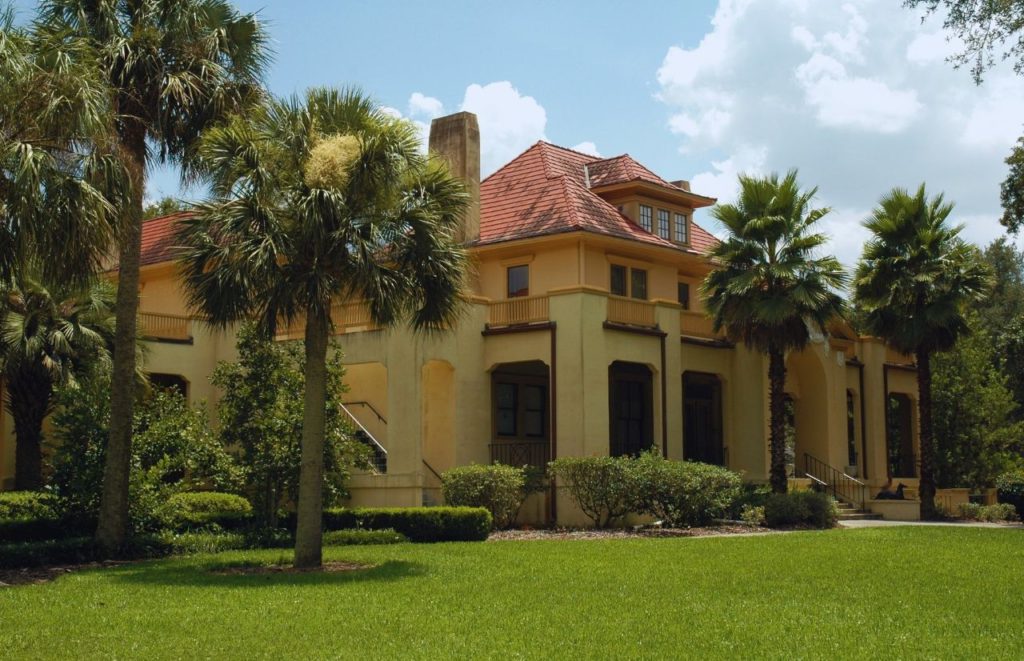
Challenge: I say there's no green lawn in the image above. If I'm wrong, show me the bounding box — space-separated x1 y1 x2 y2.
1 527 1022 659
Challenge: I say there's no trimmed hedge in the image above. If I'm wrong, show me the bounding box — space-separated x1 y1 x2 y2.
286 507 491 542
323 529 407 546
764 491 839 529
0 491 58 520
156 492 254 532
996 470 1024 519
442 464 528 529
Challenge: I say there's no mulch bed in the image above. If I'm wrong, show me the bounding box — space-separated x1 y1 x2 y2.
0 561 132 588
487 524 773 541
210 561 371 576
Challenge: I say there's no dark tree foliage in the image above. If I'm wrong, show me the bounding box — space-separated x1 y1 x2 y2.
1001 138 1024 234
905 0 1024 84
143 197 186 220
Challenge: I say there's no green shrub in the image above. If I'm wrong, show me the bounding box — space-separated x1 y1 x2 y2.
442 464 528 529
633 452 742 527
730 483 773 518
304 507 490 542
548 456 637 528
958 502 1020 522
156 492 254 531
996 470 1024 518
764 491 839 529
740 504 766 526
323 529 407 546
0 517 90 543
0 491 59 520
0 537 98 568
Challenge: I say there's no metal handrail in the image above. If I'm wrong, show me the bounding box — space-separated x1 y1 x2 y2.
341 401 387 425
803 452 867 509
340 402 388 473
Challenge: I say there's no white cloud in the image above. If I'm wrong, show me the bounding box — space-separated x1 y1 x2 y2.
408 92 444 118
571 141 601 156
657 0 1024 263
460 81 547 174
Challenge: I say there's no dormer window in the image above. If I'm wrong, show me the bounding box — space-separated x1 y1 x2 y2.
657 209 670 239
674 213 688 243
639 205 653 233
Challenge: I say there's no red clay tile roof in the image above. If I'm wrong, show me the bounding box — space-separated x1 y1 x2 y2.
136 143 721 264
479 141 719 254
140 211 191 267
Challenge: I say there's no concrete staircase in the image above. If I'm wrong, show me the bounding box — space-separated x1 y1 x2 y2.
836 501 883 521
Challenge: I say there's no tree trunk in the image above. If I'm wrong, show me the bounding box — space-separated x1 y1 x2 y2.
916 348 938 520
10 367 52 491
294 314 329 569
768 344 788 494
96 122 146 553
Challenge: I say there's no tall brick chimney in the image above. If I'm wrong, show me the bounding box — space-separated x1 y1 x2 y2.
428 112 480 243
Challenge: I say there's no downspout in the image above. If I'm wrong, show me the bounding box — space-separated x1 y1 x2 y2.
857 361 868 480
549 323 558 523
660 333 668 458
883 364 891 479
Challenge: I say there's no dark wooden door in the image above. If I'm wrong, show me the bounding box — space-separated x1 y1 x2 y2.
683 373 723 465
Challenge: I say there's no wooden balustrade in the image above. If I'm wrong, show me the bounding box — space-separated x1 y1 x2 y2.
606 296 657 328
276 301 379 340
679 310 721 339
138 312 192 342
487 295 549 327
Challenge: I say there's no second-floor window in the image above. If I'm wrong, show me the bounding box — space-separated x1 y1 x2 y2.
639 205 653 232
507 265 529 298
655 210 671 239
611 264 647 299
678 282 690 310
674 213 688 243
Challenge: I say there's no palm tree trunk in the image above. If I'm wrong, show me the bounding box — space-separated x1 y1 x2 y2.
768 344 788 494
96 122 146 552
294 314 329 569
10 368 52 491
916 348 938 520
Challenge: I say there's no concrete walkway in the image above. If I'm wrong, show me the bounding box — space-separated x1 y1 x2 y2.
841 519 1023 529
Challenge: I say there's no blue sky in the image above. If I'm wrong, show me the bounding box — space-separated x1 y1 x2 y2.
12 0 1024 264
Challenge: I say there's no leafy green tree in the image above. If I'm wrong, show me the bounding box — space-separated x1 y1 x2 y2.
701 171 846 494
49 371 237 531
1001 139 1024 233
176 88 469 568
933 314 1024 490
0 8 122 285
211 324 368 528
905 0 1024 83
143 197 186 220
0 277 115 490
854 184 991 519
30 0 269 551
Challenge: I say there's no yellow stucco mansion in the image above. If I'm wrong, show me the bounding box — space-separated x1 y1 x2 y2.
0 112 931 523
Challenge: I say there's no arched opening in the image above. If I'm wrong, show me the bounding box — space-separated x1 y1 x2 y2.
491 360 550 469
609 361 653 457
683 372 724 465
422 360 455 475
148 373 188 398
785 349 830 471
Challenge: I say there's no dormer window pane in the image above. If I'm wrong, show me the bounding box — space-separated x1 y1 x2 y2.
639 205 653 232
674 213 688 243
658 209 670 239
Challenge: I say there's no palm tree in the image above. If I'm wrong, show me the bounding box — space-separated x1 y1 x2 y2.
177 87 469 568
702 171 847 494
1 9 122 286
1 277 116 490
854 185 991 519
33 0 269 550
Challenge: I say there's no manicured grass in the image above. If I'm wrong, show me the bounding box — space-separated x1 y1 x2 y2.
1 527 1022 658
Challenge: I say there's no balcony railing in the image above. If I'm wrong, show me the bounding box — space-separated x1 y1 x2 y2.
606 296 657 328
276 301 378 339
138 312 192 342
679 310 722 340
489 439 550 470
487 295 549 328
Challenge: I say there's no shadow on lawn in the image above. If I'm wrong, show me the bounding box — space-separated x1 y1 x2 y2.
106 559 426 589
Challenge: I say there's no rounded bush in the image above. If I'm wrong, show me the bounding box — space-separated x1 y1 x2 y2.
764 491 838 529
0 491 59 521
548 456 637 528
442 464 527 529
157 492 254 531
996 470 1024 519
633 453 742 527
